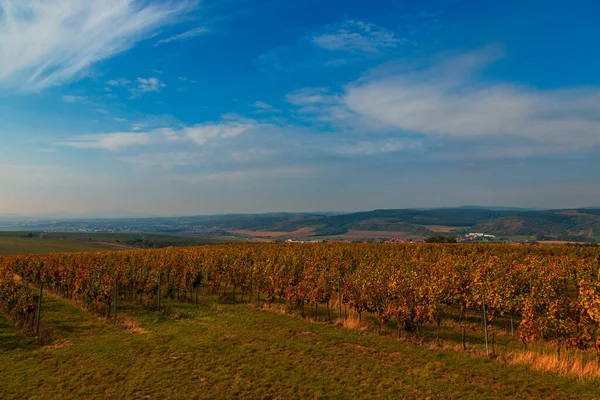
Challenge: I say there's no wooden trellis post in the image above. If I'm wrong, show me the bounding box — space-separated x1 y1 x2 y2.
482 293 489 356
337 279 342 320
157 271 162 311
113 278 118 323
36 283 43 335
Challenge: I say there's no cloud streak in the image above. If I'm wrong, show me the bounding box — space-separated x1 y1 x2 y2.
155 26 209 46
0 0 196 91
62 95 86 104
131 77 166 96
283 47 600 158
342 47 600 154
57 132 151 152
56 117 260 153
313 20 402 53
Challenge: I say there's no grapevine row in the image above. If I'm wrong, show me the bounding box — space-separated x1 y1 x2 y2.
1 243 600 351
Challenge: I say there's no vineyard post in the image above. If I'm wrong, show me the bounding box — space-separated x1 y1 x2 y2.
157 271 162 311
113 278 118 324
36 282 43 335
249 266 253 303
337 279 342 321
510 313 514 337
482 293 489 357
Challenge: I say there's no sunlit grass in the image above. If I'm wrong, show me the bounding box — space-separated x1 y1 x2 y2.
1 290 599 399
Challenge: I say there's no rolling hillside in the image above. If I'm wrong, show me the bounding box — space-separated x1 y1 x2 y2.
4 208 600 241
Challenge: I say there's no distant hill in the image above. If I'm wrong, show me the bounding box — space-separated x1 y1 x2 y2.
4 207 600 242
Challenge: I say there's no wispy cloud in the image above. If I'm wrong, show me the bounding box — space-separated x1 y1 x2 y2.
57 117 260 153
137 77 166 93
283 46 600 158
179 76 197 83
0 0 196 91
62 95 86 104
106 78 130 87
343 46 600 155
249 101 282 113
185 120 258 145
155 26 210 46
286 88 335 106
130 77 166 97
286 87 387 132
94 108 111 115
57 133 151 152
313 20 402 53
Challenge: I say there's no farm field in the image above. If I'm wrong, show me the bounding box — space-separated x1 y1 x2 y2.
0 232 227 255
230 227 317 238
1 289 599 399
0 236 127 255
2 243 600 398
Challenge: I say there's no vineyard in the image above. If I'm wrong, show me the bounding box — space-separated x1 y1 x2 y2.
2 243 600 360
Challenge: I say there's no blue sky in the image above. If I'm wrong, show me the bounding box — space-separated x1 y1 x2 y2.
1 0 600 216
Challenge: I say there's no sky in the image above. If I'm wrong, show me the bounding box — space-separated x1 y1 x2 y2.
1 0 600 216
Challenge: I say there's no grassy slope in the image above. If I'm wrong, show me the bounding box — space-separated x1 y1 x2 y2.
1 293 598 399
0 233 228 256
0 237 121 256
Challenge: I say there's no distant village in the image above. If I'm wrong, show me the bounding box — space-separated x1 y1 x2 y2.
284 232 498 244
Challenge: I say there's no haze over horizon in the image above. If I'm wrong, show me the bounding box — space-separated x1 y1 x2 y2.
2 0 600 216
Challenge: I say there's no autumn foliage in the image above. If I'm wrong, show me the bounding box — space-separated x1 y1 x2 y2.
1 243 600 353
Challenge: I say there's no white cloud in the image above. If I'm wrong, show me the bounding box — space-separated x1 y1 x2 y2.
282 47 600 158
342 47 600 152
57 117 259 153
184 121 257 145
94 108 111 115
62 95 86 103
286 87 391 133
313 20 401 53
126 77 166 97
106 78 130 87
57 132 151 152
0 0 196 91
179 76 197 83
135 77 166 93
250 101 273 109
249 101 282 113
155 26 209 46
286 87 335 106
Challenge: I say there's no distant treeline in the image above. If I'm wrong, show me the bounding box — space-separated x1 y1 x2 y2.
117 238 215 249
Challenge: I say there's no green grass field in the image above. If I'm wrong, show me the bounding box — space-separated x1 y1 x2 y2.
0 232 228 256
1 289 599 399
0 236 123 255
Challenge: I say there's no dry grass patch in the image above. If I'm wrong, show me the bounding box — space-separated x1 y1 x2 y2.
119 317 149 334
43 338 72 349
508 351 600 381
342 314 367 330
